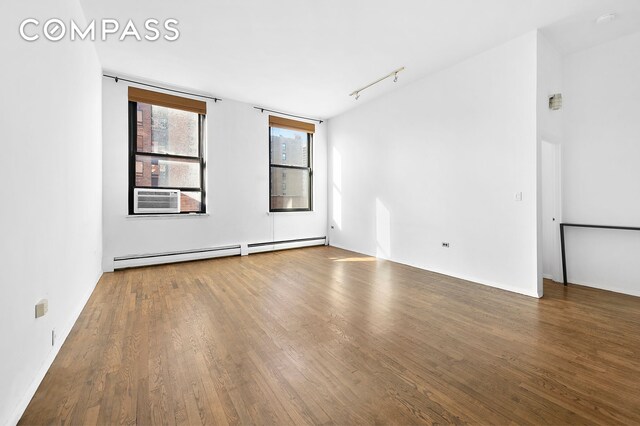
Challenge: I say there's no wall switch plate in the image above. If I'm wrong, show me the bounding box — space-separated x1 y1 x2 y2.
35 299 48 318
442 242 450 248
52 329 56 346
515 192 523 201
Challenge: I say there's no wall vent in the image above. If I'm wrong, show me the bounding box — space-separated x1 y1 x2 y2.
134 188 180 213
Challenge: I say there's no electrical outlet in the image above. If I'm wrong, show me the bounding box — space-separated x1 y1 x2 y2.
51 329 56 346
442 242 450 248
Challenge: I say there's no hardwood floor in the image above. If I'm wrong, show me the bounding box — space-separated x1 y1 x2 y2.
20 246 640 425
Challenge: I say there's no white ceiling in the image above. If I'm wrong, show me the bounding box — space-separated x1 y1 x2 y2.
79 0 640 118
541 1 640 54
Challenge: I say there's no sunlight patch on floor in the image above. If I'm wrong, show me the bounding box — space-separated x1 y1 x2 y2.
333 256 377 262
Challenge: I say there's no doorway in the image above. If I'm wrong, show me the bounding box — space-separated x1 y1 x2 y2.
541 140 562 282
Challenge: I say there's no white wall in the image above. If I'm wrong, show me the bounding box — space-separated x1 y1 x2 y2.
102 79 327 269
328 31 540 298
0 1 103 424
561 31 640 296
537 32 564 288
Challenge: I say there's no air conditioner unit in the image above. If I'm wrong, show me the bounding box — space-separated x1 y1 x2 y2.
134 188 180 214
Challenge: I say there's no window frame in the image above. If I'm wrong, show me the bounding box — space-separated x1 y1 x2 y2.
128 101 207 215
268 125 313 212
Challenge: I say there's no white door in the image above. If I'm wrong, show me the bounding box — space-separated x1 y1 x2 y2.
541 141 562 281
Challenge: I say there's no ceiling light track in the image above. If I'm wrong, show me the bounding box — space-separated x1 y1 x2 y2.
595 12 616 24
254 106 323 124
349 66 405 100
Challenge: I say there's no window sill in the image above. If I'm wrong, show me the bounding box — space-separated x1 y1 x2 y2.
126 213 209 220
268 210 315 214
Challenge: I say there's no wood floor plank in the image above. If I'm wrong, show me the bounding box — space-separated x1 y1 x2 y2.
19 246 640 425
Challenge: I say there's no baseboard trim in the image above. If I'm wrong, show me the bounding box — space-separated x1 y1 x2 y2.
329 243 541 298
567 278 640 298
7 271 102 426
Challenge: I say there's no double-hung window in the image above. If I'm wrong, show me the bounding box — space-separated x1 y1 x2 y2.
269 116 314 212
128 87 206 214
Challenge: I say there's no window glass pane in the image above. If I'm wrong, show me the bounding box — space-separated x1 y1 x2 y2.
180 191 202 212
136 103 199 157
270 167 310 210
135 155 200 188
270 127 308 167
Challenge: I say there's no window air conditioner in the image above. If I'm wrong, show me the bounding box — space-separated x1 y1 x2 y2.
134 188 180 214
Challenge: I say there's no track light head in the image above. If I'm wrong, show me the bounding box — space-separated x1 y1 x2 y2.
355 92 360 100
393 73 398 83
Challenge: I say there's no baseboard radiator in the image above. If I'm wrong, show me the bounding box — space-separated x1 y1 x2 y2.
247 236 326 254
114 245 241 270
113 237 326 270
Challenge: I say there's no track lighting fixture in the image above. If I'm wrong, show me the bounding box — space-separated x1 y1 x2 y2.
349 66 405 100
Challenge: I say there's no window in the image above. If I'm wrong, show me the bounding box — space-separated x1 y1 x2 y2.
128 87 206 214
269 115 314 211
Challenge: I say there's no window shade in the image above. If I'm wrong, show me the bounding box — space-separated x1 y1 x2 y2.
269 115 315 134
128 87 207 115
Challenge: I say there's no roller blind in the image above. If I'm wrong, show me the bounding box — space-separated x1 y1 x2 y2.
269 115 315 134
128 87 207 115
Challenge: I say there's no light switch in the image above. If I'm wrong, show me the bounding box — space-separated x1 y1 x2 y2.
515 192 523 201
